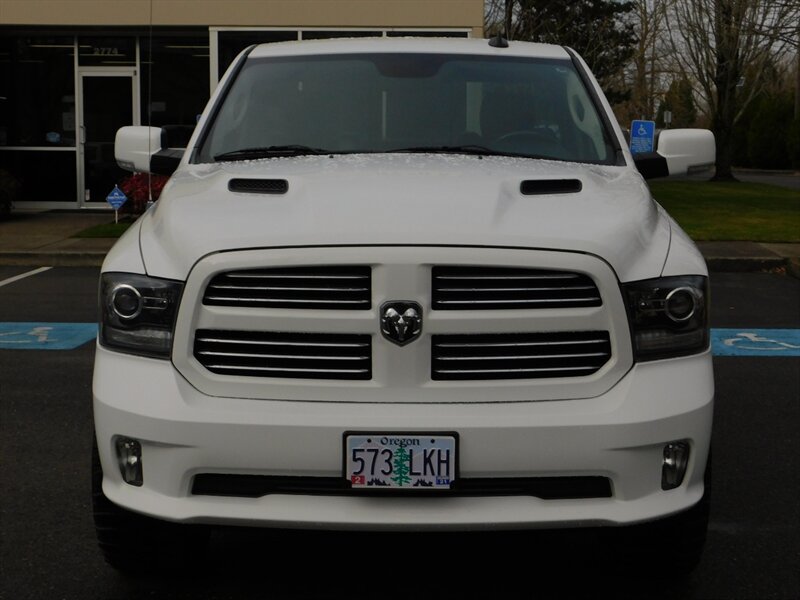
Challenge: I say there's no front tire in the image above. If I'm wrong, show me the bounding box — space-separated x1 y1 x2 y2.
92 434 209 573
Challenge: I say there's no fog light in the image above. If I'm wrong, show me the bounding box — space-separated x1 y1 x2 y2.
115 437 143 486
662 441 690 490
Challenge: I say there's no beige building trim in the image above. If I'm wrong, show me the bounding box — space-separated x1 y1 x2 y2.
1 0 483 33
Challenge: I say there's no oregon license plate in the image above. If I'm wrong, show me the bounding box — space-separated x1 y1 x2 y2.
345 433 457 490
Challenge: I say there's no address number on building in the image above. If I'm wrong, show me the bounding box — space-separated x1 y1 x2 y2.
345 433 457 490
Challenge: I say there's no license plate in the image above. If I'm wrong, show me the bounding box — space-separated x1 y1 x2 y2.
345 433 457 490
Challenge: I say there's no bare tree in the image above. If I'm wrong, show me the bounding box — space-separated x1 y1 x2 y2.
485 1 638 103
484 0 519 38
666 0 799 179
621 0 673 123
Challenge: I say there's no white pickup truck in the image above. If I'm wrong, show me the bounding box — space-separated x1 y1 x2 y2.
94 37 715 573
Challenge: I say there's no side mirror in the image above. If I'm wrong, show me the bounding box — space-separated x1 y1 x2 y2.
633 129 715 180
115 126 189 176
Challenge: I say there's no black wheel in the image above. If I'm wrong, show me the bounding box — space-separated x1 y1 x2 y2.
92 434 209 573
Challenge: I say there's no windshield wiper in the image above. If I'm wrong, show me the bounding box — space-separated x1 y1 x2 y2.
214 145 331 161
387 145 547 159
389 144 494 155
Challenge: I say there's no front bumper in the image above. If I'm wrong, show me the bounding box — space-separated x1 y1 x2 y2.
93 345 713 531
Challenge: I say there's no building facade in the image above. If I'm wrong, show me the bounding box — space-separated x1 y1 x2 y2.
0 0 483 209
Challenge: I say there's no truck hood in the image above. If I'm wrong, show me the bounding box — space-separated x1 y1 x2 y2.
138 154 669 282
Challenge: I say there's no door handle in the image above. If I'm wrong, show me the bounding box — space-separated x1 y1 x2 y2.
79 125 86 144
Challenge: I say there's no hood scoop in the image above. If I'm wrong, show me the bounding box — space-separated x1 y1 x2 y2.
228 178 289 194
520 179 582 195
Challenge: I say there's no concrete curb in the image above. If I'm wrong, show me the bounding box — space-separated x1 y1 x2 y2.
788 257 800 280
703 256 792 273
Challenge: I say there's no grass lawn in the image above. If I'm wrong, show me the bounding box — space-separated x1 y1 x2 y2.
649 180 800 242
73 220 133 238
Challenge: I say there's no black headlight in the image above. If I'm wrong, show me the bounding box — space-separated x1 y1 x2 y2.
622 275 709 361
99 273 184 358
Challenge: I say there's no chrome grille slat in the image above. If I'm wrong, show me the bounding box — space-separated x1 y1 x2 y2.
197 351 370 361
436 297 601 305
432 266 602 310
208 285 369 292
225 274 369 280
195 337 368 348
437 352 609 361
438 339 608 348
203 365 370 375
204 266 371 310
436 274 580 280
432 331 611 381
204 297 369 305
437 285 596 292
194 329 372 380
436 366 598 375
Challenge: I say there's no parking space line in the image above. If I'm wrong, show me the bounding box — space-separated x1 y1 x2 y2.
0 267 52 289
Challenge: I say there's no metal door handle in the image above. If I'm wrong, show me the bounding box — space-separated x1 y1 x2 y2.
80 125 86 144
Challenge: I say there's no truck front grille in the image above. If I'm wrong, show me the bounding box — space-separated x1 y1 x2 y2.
432 266 601 310
432 331 611 380
203 266 371 310
194 329 372 380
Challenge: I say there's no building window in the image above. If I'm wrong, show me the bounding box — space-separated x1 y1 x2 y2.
78 36 136 66
386 31 470 37
0 35 75 147
301 30 382 40
0 150 77 202
140 32 210 131
218 31 298 79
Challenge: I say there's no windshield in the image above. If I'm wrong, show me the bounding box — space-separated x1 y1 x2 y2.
198 53 616 164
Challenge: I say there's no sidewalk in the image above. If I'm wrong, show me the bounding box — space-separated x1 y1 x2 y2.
0 211 117 267
0 209 799 277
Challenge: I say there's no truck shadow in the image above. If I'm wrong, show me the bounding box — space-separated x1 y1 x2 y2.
120 527 699 599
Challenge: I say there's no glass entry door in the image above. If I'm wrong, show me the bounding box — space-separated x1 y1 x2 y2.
79 69 138 207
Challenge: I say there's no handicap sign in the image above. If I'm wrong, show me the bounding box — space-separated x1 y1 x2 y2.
106 185 128 210
711 328 800 357
629 120 656 154
0 322 98 350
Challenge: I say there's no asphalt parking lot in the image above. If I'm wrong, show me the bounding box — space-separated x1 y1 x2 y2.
1 266 798 600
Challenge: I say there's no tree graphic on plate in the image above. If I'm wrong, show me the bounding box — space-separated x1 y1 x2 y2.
391 446 412 487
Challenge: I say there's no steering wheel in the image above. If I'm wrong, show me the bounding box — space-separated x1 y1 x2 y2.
492 129 566 157
495 129 558 144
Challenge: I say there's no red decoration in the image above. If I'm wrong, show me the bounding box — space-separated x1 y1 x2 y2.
118 173 169 214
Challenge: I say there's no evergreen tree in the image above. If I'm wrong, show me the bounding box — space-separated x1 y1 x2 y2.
391 447 412 487
746 91 794 169
656 78 698 128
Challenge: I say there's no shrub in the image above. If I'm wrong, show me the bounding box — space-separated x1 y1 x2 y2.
118 173 169 214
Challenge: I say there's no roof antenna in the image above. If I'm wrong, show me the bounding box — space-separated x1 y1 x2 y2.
489 0 511 47
488 31 509 48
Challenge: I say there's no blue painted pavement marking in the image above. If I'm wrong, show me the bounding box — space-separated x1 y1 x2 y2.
0 323 98 350
711 328 800 357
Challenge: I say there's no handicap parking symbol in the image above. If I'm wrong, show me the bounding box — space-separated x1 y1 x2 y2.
711 328 800 357
629 119 656 154
0 323 98 350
